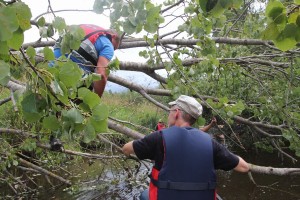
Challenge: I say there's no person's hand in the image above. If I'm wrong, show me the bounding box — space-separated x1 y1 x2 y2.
210 117 217 125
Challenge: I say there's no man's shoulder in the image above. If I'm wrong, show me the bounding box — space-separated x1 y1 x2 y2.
97 36 113 45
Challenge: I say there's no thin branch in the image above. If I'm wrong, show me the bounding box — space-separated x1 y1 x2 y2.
18 158 71 186
0 97 11 106
32 9 93 22
270 139 297 163
161 0 184 13
47 0 56 18
10 89 18 112
224 1 252 37
108 74 169 111
109 116 153 133
108 119 145 139
36 142 122 159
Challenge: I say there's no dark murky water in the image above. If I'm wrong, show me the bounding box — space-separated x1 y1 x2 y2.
1 149 300 200
34 149 300 200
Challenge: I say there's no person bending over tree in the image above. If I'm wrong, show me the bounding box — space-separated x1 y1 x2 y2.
53 24 120 97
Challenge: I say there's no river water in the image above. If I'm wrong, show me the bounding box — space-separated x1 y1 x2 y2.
33 148 300 200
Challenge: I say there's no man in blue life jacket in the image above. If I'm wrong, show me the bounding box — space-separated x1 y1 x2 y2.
53 24 120 98
122 95 249 200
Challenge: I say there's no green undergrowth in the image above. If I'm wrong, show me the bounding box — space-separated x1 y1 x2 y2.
102 91 170 135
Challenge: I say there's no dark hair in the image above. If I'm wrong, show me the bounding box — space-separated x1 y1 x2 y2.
172 105 197 125
107 29 120 47
181 110 197 125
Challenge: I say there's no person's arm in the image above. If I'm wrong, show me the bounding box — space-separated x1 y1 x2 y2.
122 141 135 156
200 117 217 132
213 139 249 172
234 156 249 172
122 132 160 159
93 56 109 97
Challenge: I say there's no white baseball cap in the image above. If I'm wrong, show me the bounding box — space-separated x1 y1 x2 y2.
168 95 203 119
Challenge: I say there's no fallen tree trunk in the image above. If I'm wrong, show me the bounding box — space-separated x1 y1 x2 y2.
249 164 300 175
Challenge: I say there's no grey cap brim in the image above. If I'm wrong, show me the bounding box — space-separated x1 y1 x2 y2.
168 101 176 106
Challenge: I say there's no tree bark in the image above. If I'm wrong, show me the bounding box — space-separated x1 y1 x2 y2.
249 164 300 175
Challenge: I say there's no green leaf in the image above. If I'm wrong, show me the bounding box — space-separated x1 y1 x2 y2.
144 6 162 33
93 0 105 14
21 93 47 113
199 0 209 12
0 61 10 86
135 10 147 24
261 22 280 40
42 115 60 131
58 61 82 88
43 47 55 61
197 117 206 127
39 26 48 38
0 7 19 41
219 96 229 104
209 2 226 17
0 41 9 55
7 28 24 50
295 0 300 5
273 24 298 51
133 0 144 10
78 87 101 109
23 112 42 123
68 25 85 42
274 37 297 51
90 118 108 132
92 104 109 121
121 5 130 17
53 16 67 32
11 2 32 31
37 17 46 27
282 23 299 38
266 1 286 24
231 0 242 8
123 19 136 35
62 108 84 124
83 121 96 143
47 25 54 37
21 138 37 151
26 46 36 58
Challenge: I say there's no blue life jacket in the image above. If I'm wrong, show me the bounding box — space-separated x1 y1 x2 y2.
150 126 217 200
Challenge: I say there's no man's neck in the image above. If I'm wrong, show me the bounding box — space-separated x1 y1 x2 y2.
174 121 191 127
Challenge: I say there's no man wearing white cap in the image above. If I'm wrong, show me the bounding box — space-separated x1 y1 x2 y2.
122 95 249 200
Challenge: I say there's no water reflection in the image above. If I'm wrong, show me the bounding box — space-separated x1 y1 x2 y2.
29 151 300 200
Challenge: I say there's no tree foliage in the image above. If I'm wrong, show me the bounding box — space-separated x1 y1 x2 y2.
0 0 300 195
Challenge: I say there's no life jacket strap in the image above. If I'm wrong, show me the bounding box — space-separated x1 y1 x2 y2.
76 47 97 66
151 178 216 191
